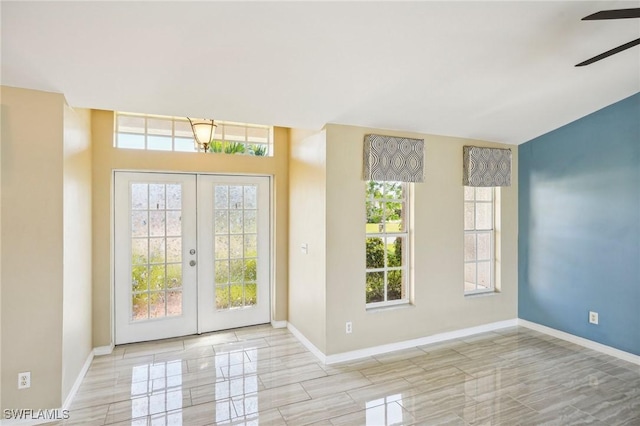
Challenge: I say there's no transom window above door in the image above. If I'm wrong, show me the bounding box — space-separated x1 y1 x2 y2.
114 112 273 156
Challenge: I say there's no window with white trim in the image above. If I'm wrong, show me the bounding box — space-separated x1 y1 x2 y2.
115 112 273 156
365 181 410 306
464 186 496 294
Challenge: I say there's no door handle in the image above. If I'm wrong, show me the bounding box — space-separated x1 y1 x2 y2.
189 260 196 267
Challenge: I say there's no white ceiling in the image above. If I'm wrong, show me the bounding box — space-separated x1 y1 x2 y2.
2 1 639 144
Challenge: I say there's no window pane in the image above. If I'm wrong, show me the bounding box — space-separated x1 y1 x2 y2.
477 262 491 290
244 211 257 234
215 236 229 260
230 284 244 307
366 272 384 303
229 211 243 234
174 120 192 138
132 293 149 320
464 203 475 230
148 136 173 151
174 137 195 152
387 270 403 301
216 286 230 309
247 127 269 143
149 211 165 237
215 186 229 209
166 291 182 316
366 201 384 229
366 237 385 269
229 186 243 210
224 125 246 142
166 238 181 262
244 185 258 209
230 235 243 259
244 234 257 258
118 115 145 134
132 239 148 264
149 292 166 318
215 261 229 284
384 201 403 232
166 184 181 209
149 238 165 263
132 184 149 209
230 259 243 283
386 237 404 267
149 184 166 210
477 232 491 261
464 186 475 201
132 265 148 291
215 211 229 234
464 263 476 288
149 264 165 291
118 133 145 149
476 203 493 230
464 234 476 261
147 118 172 136
244 259 257 281
384 182 403 200
166 264 182 289
245 283 257 305
366 181 384 199
132 211 148 237
166 211 181 236
476 187 493 201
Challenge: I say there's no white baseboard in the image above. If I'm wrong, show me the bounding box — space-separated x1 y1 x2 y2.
93 343 114 356
324 319 518 364
287 322 327 364
287 319 518 365
518 319 640 365
271 320 288 329
62 350 94 410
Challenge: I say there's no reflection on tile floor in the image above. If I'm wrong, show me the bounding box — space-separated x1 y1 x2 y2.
46 325 640 425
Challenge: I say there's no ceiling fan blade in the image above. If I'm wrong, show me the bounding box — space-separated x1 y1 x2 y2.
582 8 640 20
576 38 640 66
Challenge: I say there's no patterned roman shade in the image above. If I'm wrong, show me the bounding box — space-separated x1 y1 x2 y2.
463 146 512 187
363 134 425 182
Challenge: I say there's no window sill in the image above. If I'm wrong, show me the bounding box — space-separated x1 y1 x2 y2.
465 290 500 298
366 301 414 313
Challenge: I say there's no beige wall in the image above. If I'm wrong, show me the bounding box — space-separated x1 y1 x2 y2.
91 111 289 347
288 124 517 356
62 106 92 401
321 124 518 355
288 129 327 352
1 86 65 410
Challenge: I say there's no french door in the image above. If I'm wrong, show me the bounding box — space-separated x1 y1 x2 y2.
114 172 270 345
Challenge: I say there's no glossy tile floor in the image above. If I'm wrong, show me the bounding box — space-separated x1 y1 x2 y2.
48 325 640 425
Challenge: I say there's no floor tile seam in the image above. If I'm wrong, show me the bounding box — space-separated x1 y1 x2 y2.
566 403 607 423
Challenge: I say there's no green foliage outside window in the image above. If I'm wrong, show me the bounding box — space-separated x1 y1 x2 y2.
365 180 406 304
208 141 268 156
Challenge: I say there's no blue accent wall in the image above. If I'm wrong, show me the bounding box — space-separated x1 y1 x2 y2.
519 93 640 355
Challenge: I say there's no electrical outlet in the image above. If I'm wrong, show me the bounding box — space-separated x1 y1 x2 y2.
589 311 599 325
345 321 353 334
18 372 30 389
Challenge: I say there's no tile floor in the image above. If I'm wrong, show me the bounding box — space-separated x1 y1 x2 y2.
48 325 640 425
